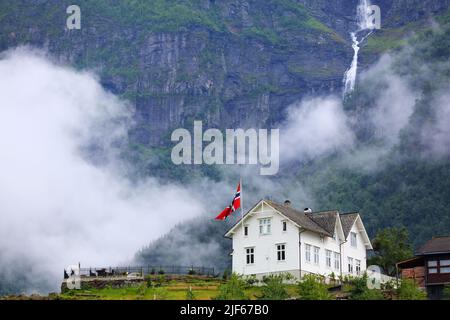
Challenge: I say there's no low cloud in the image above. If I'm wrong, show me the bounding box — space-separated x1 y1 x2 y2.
281 96 355 163
421 92 450 158
0 48 204 293
361 54 417 146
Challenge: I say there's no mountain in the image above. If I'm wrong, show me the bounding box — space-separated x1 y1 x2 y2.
1 0 450 290
135 2 450 272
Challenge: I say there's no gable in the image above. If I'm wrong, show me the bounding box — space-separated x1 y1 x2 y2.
340 213 359 239
341 214 373 250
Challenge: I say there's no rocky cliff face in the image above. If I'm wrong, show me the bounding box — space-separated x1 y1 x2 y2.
0 0 448 149
1 0 351 148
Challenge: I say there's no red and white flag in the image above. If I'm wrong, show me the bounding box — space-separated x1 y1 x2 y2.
215 183 241 221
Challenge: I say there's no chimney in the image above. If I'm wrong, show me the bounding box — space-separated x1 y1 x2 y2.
304 208 312 213
284 200 291 207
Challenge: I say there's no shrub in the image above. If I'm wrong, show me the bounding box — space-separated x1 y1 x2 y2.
145 275 153 288
348 275 385 300
258 275 289 300
222 269 231 280
244 275 259 286
215 273 249 300
147 287 169 300
397 279 427 300
297 274 331 300
444 285 450 300
329 272 337 285
185 286 196 300
158 269 165 275
188 269 196 275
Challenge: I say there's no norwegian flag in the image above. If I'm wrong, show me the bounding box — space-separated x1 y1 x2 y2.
215 183 241 221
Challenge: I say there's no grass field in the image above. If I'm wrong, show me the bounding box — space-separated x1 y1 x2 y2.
58 276 300 300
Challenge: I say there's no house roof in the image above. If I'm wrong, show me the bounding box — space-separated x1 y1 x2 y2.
396 256 425 269
305 210 338 236
224 199 371 250
339 213 359 238
265 201 333 237
416 236 450 255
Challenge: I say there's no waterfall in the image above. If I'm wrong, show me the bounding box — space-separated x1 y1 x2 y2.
343 0 377 96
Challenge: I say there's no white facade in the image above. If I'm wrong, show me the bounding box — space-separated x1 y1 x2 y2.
225 200 372 280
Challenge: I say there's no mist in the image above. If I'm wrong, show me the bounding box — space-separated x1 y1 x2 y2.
2 35 449 294
0 48 205 293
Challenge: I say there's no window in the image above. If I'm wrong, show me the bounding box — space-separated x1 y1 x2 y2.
305 244 311 263
246 247 254 265
334 252 340 270
440 260 450 274
355 259 361 275
428 260 438 267
350 232 357 248
428 260 438 274
440 260 450 266
348 257 354 273
326 250 332 268
313 246 320 265
259 218 271 235
282 221 287 232
277 244 286 261
244 226 248 236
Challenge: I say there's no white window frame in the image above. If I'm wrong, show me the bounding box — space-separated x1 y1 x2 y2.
350 232 357 248
355 259 361 275
305 244 311 263
348 257 354 273
282 220 287 232
313 246 320 265
326 250 332 268
246 247 255 265
276 243 286 261
334 252 340 270
259 218 272 235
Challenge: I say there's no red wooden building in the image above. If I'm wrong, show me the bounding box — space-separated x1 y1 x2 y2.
397 236 450 299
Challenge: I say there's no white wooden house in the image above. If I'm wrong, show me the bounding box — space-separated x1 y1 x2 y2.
225 199 372 280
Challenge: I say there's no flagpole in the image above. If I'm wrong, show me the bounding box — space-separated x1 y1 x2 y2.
240 176 245 276
240 176 244 235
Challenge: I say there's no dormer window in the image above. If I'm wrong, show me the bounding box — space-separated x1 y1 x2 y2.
259 218 271 235
350 232 357 248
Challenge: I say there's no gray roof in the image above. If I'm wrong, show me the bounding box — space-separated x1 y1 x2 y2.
306 210 338 235
225 199 361 240
417 236 450 255
339 213 359 238
265 201 333 236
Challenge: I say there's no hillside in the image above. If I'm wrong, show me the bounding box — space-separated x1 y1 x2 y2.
135 5 450 272
1 0 450 295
